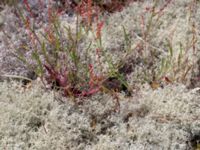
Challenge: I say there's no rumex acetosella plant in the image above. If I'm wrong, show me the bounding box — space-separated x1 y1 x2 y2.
126 0 198 87
14 0 130 98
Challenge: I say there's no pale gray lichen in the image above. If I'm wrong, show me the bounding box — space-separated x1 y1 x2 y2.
0 80 200 149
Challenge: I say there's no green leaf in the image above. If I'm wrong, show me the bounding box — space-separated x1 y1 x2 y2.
31 51 44 76
41 42 49 63
122 25 132 52
166 39 173 58
178 42 183 67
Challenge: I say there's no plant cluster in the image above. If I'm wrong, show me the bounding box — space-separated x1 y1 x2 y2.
124 0 198 88
13 0 130 99
3 0 198 100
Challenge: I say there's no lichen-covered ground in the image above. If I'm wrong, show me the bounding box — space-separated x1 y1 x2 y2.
1 80 200 149
1 0 200 149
